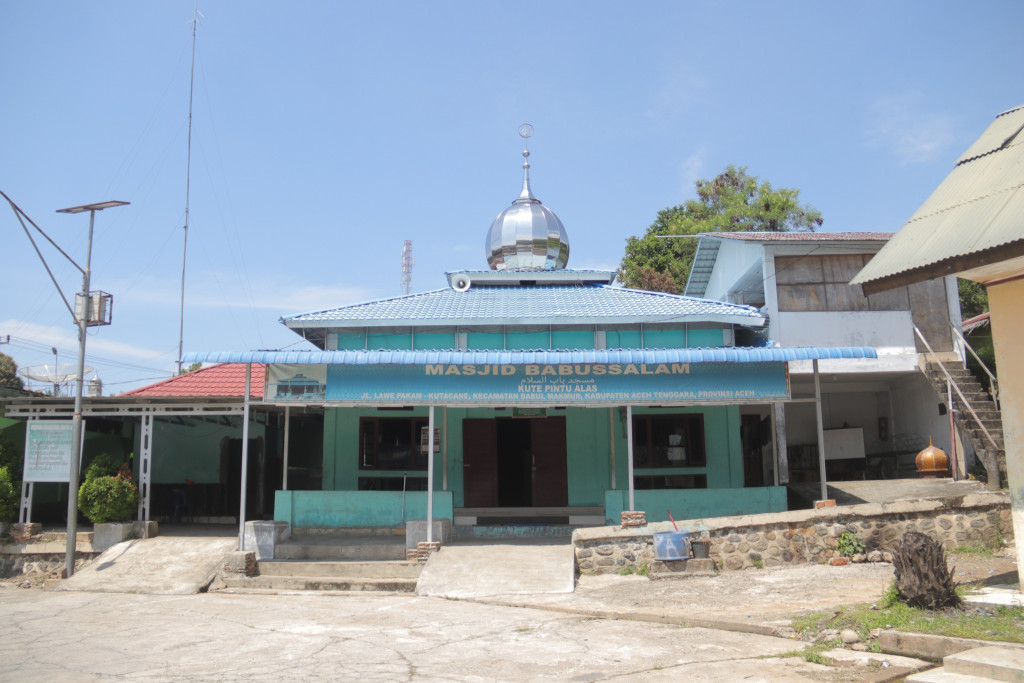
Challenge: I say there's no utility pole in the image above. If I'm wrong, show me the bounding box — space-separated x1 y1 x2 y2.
56 200 129 577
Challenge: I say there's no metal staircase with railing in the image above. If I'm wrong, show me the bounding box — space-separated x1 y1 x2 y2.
915 325 1006 489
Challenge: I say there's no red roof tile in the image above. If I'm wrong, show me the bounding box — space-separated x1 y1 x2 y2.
120 363 265 398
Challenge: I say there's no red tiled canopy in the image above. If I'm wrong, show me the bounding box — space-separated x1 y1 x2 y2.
120 363 264 398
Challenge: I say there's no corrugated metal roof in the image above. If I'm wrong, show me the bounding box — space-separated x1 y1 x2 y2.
852 104 1024 288
281 283 765 328
183 346 877 366
683 238 721 298
702 231 893 242
957 104 1024 164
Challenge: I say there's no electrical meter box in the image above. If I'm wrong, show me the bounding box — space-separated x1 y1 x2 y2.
75 291 113 326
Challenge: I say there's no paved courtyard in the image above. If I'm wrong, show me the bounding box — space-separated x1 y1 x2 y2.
1 588 883 682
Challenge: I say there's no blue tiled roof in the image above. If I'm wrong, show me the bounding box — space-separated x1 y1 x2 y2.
282 284 765 329
183 346 877 366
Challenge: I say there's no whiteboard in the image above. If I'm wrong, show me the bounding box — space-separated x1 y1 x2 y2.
23 421 84 482
824 427 865 461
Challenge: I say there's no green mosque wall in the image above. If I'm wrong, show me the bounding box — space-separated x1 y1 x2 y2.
322 403 745 511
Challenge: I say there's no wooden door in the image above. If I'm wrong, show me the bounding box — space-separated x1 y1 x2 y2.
462 419 499 507
741 414 764 487
530 417 568 507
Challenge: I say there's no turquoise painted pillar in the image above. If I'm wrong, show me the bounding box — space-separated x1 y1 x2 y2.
626 405 634 511
427 405 435 543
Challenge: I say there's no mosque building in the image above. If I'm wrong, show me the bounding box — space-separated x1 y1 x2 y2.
185 126 874 533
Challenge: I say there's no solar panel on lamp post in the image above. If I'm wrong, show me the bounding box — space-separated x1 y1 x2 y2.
56 200 129 578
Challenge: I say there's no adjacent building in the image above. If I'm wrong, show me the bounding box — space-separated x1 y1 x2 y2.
685 231 965 482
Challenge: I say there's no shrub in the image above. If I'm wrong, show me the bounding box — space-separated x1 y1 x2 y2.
84 453 120 481
837 531 866 557
0 466 17 524
78 470 140 524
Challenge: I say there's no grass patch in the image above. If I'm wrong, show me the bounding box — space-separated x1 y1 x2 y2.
617 561 649 577
792 591 1024 645
777 639 841 664
949 542 997 557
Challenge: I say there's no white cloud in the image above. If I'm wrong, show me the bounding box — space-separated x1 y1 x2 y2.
865 93 956 165
645 64 706 123
678 148 707 197
0 319 168 363
108 273 374 314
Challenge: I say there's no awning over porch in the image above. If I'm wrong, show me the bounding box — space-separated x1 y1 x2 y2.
182 346 877 366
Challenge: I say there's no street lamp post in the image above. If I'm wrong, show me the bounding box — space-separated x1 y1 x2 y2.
56 200 128 578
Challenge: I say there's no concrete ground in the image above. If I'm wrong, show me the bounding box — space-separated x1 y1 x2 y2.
417 537 576 598
491 563 898 635
790 477 986 506
0 588 921 682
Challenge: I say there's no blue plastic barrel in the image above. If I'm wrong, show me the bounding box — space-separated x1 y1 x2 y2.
653 531 691 560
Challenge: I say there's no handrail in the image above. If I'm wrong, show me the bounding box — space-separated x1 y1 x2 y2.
915 326 999 451
950 320 999 410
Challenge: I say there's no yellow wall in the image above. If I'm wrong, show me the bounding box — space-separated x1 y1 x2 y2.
986 278 1024 581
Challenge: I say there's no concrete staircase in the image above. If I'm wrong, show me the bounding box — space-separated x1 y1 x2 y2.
923 361 1007 488
907 645 1024 681
220 532 422 593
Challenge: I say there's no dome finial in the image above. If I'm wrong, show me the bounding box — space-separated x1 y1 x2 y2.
485 123 570 271
518 122 535 201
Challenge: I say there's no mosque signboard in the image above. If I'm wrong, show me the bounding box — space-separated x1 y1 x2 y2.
23 421 80 483
264 362 789 405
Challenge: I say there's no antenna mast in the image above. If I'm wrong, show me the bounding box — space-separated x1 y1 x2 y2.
401 240 414 295
177 5 201 374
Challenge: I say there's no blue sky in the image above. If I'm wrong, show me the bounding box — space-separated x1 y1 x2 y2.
1 1 1020 394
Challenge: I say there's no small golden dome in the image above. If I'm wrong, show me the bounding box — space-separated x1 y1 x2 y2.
915 437 949 477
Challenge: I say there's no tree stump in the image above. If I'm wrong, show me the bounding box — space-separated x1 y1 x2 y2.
891 531 960 609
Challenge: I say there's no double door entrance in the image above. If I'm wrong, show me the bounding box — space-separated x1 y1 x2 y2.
462 417 568 508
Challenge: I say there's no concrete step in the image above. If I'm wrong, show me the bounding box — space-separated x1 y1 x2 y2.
258 560 422 579
965 424 1003 437
453 525 577 539
221 574 418 592
274 536 407 561
907 669 1003 682
945 645 1024 681
291 526 405 537
949 393 998 406
968 413 1003 423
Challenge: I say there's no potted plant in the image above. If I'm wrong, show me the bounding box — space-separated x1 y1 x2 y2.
78 456 151 552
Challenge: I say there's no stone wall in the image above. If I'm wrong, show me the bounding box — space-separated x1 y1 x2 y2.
573 492 1011 574
0 554 94 585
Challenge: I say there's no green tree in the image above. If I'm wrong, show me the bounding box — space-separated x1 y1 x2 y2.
619 165 823 293
958 279 988 319
179 362 202 375
0 435 22 488
0 466 16 523
0 352 25 392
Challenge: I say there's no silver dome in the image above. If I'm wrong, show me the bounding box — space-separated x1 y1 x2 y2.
485 149 570 271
